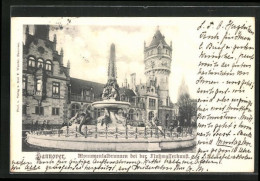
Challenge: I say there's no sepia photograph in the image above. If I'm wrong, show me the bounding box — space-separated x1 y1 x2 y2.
9 16 256 173
21 23 197 152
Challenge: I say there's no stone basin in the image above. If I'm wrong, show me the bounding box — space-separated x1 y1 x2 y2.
92 100 130 109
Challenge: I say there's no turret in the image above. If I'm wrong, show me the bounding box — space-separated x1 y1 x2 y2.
144 27 172 106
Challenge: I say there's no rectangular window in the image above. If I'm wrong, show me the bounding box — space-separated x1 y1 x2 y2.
149 98 156 109
23 77 27 90
23 77 27 95
52 82 60 98
35 106 44 115
22 105 27 115
52 107 60 115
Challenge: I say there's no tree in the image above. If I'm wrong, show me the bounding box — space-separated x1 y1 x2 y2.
177 93 196 127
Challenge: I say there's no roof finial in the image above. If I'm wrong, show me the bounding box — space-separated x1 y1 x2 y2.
53 34 57 43
157 25 160 31
26 25 29 34
67 60 70 68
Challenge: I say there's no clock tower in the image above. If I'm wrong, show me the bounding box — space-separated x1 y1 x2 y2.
144 27 172 107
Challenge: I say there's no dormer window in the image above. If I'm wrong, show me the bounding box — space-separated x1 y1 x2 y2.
46 60 52 71
158 47 162 54
37 58 44 68
121 95 125 101
28 56 36 67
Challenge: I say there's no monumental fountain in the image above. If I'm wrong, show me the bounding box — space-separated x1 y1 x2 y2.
26 44 196 151
92 43 131 128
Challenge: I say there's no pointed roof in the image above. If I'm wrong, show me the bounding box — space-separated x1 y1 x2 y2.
70 77 105 98
148 29 169 48
119 87 136 97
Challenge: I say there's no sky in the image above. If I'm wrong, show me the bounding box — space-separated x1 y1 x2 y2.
24 18 198 103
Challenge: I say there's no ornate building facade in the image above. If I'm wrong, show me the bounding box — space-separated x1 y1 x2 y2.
22 26 178 128
129 28 175 127
22 25 70 125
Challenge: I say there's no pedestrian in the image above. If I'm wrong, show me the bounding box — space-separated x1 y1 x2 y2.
41 120 46 130
34 120 39 131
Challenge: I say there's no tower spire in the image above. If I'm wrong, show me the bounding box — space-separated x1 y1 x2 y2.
108 43 117 80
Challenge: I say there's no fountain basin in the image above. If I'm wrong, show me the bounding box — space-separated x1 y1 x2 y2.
92 100 130 109
26 133 196 151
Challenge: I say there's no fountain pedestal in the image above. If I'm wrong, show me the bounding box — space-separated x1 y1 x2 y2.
92 99 131 128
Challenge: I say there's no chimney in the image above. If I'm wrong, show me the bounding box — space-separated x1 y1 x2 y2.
60 48 64 66
53 34 57 50
67 60 70 75
124 77 128 88
25 25 30 45
130 73 136 90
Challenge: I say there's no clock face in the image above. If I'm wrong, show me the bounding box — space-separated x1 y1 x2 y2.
161 60 168 66
146 60 155 69
146 58 171 70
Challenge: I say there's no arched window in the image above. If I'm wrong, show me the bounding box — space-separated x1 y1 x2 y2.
37 58 44 68
158 47 162 54
36 79 42 91
121 95 125 101
28 56 36 67
71 104 80 117
148 111 154 121
46 60 52 71
129 109 134 120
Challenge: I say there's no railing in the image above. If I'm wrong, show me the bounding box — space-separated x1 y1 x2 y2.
29 125 195 139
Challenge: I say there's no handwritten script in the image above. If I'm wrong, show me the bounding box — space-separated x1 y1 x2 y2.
195 19 255 171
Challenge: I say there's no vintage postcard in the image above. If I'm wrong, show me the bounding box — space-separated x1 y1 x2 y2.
10 17 255 173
